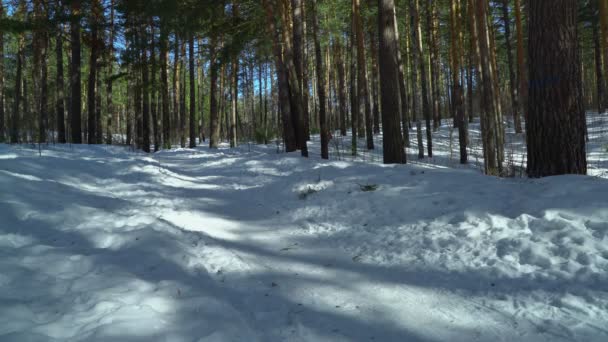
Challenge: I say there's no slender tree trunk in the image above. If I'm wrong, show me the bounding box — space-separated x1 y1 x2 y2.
179 40 187 148
141 25 151 153
594 19 607 114
311 0 328 159
262 0 298 152
106 0 115 144
87 1 99 144
12 20 25 144
450 0 467 164
0 2 4 142
393 5 409 147
412 0 432 158
379 0 406 164
70 0 82 143
430 0 441 130
514 0 527 123
189 34 196 148
335 40 348 136
350 2 358 156
527 0 586 177
354 0 373 149
280 0 308 156
209 34 220 148
502 0 522 133
475 0 499 175
160 22 171 148
230 54 239 148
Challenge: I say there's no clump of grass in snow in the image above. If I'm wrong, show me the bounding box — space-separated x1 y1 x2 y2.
359 184 379 192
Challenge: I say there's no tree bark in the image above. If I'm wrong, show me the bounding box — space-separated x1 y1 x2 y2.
0 2 4 142
311 0 328 159
412 0 432 157
378 0 406 164
527 0 586 177
70 0 82 143
160 22 171 148
189 34 197 148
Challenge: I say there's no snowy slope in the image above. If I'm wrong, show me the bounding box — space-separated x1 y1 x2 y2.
1 141 608 342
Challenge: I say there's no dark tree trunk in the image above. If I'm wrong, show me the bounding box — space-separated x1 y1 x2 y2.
527 0 586 177
70 0 82 143
209 34 220 148
378 0 406 164
335 40 348 136
87 3 99 145
311 0 328 159
262 0 297 152
141 25 151 153
12 30 25 144
160 22 171 148
0 2 4 142
594 19 607 114
502 0 523 133
412 0 432 158
189 34 196 148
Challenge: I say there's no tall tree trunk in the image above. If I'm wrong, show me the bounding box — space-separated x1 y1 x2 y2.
334 40 348 136
87 1 99 145
12 14 25 144
429 0 441 130
105 0 114 145
412 0 432 158
34 0 49 143
160 22 171 148
514 0 527 123
379 0 406 164
527 0 586 177
311 0 328 159
209 34 220 148
189 34 196 148
476 0 499 175
150 22 159 151
141 25 151 153
354 0 373 149
230 55 238 148
393 5 409 147
70 0 82 143
173 35 180 145
350 2 358 156
280 0 308 156
180 40 187 147
594 19 607 114
0 2 4 142
502 0 522 133
262 0 297 152
450 0 467 164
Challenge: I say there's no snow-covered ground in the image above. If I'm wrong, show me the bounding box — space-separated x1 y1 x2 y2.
1 117 608 341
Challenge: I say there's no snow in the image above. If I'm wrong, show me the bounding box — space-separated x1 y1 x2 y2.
1 119 608 341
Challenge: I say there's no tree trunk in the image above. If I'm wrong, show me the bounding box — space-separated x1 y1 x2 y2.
70 0 82 143
379 0 406 164
209 34 220 148
514 0 527 123
0 2 4 142
12 18 25 144
354 0 373 149
87 1 100 145
594 19 607 114
160 22 171 149
429 0 441 130
262 0 297 152
393 5 409 147
450 0 467 164
141 25 151 153
189 34 196 148
475 0 499 175
311 0 328 159
527 0 586 177
502 0 522 133
412 0 432 158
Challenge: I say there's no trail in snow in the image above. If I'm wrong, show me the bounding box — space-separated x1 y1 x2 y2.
1 119 608 341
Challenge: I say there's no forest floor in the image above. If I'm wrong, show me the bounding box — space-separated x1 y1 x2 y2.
1 116 608 341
